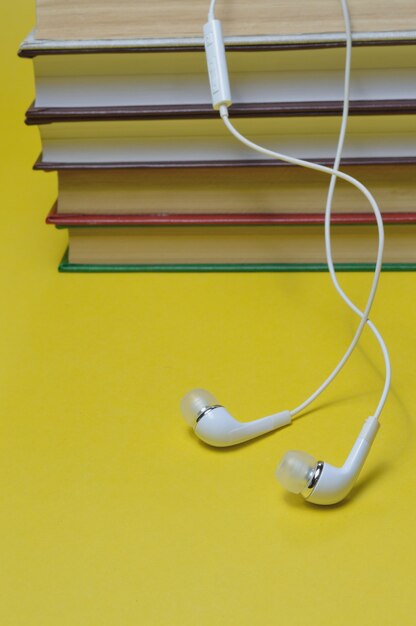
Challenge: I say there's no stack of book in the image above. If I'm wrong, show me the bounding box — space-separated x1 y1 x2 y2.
20 0 416 271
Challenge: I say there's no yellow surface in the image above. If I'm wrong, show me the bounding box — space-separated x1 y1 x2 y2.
1 3 416 625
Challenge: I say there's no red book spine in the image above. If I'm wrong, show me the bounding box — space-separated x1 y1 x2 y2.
46 203 416 227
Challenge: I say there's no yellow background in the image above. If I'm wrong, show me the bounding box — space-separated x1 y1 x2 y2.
1 2 415 624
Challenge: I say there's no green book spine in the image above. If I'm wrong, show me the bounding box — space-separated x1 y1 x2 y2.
58 250 416 273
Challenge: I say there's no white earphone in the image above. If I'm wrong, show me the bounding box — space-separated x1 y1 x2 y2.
181 0 391 506
181 389 292 447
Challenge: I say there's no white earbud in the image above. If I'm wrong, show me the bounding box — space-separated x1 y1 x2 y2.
276 415 380 505
181 389 292 447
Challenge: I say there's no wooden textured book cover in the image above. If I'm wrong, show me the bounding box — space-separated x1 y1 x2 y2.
36 0 416 41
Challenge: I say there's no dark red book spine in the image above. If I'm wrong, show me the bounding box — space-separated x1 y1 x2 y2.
46 204 416 227
25 99 416 126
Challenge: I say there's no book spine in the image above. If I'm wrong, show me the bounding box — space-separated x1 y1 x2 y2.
18 33 416 59
58 250 416 274
25 100 416 126
34 155 416 171
45 204 416 227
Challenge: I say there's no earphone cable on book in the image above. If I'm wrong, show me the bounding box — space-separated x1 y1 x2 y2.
212 0 391 420
208 0 217 21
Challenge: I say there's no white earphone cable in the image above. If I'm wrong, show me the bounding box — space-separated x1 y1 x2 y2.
208 0 217 21
318 0 391 420
210 0 390 420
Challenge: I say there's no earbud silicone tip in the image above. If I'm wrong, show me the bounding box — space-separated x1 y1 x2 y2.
180 388 219 427
276 451 318 494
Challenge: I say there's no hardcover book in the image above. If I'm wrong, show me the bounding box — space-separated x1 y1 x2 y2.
35 0 416 41
33 115 416 166
46 208 416 271
48 165 416 216
21 41 416 112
